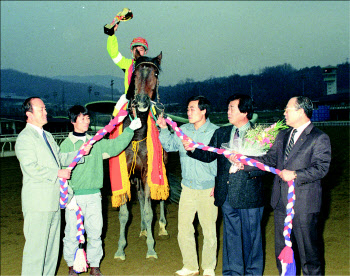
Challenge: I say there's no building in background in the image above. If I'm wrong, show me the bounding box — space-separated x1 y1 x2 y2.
322 66 338 95
311 65 349 121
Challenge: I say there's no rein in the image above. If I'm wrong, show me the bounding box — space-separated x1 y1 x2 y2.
150 100 165 126
127 101 138 121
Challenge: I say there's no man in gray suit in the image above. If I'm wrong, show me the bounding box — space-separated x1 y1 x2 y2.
15 97 91 275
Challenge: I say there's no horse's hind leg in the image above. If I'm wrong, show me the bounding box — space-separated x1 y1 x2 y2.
114 203 128 260
158 200 169 237
144 185 158 259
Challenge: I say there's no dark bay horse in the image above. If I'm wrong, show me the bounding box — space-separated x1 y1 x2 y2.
113 51 168 260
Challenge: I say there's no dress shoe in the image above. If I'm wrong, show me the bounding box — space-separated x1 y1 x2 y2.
90 267 103 276
68 266 78 276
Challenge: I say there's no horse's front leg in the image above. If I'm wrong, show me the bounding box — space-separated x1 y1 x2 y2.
158 200 169 237
114 203 129 260
143 184 158 259
137 178 147 238
159 151 169 237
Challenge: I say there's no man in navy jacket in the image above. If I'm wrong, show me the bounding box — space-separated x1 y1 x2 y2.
184 94 266 275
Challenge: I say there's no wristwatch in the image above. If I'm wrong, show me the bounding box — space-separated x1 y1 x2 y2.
293 171 297 178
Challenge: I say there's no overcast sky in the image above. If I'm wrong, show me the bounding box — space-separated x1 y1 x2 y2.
1 1 349 86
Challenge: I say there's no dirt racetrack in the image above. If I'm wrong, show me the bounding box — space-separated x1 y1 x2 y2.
0 126 349 275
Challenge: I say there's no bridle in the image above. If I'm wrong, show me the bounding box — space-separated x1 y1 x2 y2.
128 61 164 122
127 61 163 176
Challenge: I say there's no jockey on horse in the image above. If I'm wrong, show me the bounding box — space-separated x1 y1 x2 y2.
106 17 169 261
106 23 149 116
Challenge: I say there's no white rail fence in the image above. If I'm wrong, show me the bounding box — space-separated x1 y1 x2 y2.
0 132 70 158
1 122 349 158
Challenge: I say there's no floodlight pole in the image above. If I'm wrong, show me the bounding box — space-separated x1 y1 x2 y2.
249 79 254 101
88 86 92 102
111 80 114 101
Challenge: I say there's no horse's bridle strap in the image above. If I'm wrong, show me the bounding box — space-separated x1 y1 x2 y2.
135 61 160 71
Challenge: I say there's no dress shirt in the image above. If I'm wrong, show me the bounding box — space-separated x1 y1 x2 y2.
27 123 44 136
230 121 251 141
289 120 311 144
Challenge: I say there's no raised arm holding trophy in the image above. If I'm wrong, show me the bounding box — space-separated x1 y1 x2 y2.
104 8 133 36
105 7 150 117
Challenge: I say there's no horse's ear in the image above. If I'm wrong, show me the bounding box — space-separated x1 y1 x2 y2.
134 48 141 60
156 51 162 65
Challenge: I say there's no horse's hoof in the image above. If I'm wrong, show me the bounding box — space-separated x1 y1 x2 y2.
146 252 158 259
114 251 126 261
139 230 147 238
157 233 170 240
158 229 169 236
146 249 158 259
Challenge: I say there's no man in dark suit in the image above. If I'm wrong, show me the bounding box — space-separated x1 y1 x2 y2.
235 96 331 275
183 94 265 275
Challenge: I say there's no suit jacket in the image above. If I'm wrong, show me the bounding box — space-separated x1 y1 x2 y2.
255 123 331 213
189 125 265 209
15 124 78 212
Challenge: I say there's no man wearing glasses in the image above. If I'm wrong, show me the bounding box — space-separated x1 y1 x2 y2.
237 96 331 275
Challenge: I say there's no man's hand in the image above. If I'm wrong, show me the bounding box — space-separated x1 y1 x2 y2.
182 138 195 151
228 153 238 163
278 169 296 182
58 169 71 179
79 143 92 156
156 115 167 129
228 153 244 170
129 118 142 130
113 23 119 32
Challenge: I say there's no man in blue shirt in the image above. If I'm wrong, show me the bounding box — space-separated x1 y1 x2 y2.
157 96 219 276
183 94 265 276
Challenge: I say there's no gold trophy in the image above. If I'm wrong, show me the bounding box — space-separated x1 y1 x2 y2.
104 8 133 36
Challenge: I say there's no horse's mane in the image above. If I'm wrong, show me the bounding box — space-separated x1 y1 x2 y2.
126 74 136 101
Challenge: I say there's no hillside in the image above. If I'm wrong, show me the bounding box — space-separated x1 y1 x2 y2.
1 61 349 118
1 69 122 107
53 74 125 93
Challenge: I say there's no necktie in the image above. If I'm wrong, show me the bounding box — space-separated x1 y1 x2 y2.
285 129 297 158
234 128 239 139
43 131 59 166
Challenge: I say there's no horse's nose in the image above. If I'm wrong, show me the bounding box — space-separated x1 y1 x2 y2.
135 94 150 112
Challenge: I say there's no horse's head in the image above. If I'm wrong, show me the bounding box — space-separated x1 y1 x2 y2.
127 51 162 113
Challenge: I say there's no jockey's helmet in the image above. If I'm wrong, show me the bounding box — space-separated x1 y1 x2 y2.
130 37 148 52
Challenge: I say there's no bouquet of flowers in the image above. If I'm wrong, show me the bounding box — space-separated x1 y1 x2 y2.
222 120 288 173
